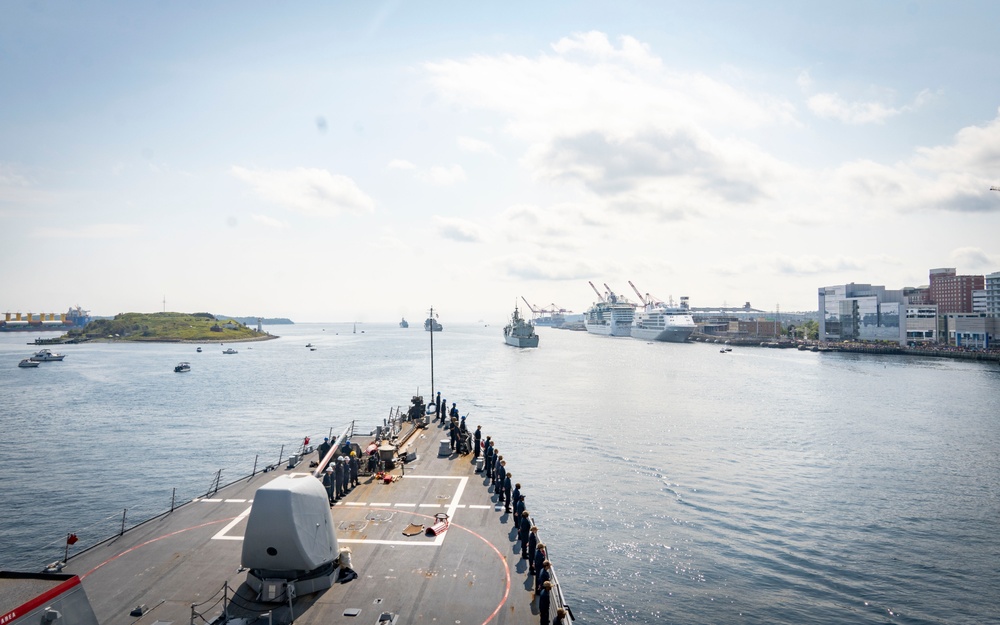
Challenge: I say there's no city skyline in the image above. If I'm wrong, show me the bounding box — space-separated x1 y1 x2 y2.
2 2 999 322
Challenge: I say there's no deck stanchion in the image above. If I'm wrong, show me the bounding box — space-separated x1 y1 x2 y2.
251 454 258 477
120 508 127 536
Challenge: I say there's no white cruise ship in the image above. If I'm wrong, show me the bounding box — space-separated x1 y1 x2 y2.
584 282 636 336
631 296 696 342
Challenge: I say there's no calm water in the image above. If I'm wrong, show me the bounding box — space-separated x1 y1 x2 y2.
1 323 999 624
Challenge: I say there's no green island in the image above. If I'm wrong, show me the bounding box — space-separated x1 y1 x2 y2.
59 312 277 343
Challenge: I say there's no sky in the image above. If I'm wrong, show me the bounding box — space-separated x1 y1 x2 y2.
2 1 999 323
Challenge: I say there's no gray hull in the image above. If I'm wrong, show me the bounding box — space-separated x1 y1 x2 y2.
631 325 694 342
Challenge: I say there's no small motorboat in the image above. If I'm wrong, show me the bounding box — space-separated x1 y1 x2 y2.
305 343 313 348
18 358 40 368
223 348 238 354
196 347 202 353
30 348 65 362
174 362 191 373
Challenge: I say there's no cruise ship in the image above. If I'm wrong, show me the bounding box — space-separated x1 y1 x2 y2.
583 282 636 336
631 296 696 342
628 282 696 342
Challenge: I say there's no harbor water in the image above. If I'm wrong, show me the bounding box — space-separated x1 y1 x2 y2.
1 323 998 624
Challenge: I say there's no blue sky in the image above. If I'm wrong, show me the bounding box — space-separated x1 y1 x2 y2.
2 1 999 322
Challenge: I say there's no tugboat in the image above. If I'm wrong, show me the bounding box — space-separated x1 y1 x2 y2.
503 305 539 348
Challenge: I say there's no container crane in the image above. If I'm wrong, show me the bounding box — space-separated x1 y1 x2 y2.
520 297 541 315
627 281 648 306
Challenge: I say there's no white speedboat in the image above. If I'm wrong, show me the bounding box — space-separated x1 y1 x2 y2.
223 348 238 354
29 348 66 362
18 358 40 368
174 362 191 372
503 305 539 348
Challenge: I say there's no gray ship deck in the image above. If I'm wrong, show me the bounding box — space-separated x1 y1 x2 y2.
62 418 568 625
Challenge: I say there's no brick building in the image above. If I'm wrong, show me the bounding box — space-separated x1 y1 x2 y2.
928 268 984 314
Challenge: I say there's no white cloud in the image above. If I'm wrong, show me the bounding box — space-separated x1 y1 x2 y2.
807 89 936 125
30 224 142 239
457 136 498 156
950 247 996 269
421 164 467 186
435 216 484 242
387 159 417 170
251 214 289 229
425 31 798 220
231 166 374 216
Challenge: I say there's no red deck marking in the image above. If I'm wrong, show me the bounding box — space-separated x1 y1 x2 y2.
81 516 238 579
368 507 511 625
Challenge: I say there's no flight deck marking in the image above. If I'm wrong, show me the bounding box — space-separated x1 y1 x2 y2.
212 506 253 540
339 475 468 547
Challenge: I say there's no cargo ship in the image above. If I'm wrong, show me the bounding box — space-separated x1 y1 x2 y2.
0 307 91 331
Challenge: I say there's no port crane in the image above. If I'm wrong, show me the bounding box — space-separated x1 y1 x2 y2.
521 297 572 318
628 281 673 307
588 281 606 303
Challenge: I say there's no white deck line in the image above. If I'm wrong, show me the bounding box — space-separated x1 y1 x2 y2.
211 506 253 541
340 475 469 547
209 475 475 547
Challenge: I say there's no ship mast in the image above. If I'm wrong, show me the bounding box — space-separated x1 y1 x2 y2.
428 306 436 399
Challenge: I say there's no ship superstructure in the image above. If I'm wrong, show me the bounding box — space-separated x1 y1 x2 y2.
584 282 636 336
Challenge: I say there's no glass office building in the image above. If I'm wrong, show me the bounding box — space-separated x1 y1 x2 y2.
818 283 907 345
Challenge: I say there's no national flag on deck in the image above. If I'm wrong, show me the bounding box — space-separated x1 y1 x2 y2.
66 533 78 545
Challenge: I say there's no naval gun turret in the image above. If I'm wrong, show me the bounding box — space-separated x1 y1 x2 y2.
241 474 340 601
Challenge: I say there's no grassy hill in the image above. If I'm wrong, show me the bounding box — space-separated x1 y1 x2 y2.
66 312 273 342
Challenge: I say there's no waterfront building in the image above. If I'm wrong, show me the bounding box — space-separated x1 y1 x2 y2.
905 305 938 344
940 313 999 349
973 290 987 314
985 271 1000 317
818 283 907 345
903 286 931 305
928 268 984 313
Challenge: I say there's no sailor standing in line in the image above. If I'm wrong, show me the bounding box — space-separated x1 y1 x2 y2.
449 402 459 420
483 438 494 479
514 494 526 528
527 526 539 574
518 511 531 558
348 451 359 488
323 465 335 505
536 560 552 596
493 453 503 492
533 545 547 590
439 397 447 423
538 580 552 625
512 484 522 518
336 457 346 499
435 391 441 418
473 426 482 459
502 470 513 513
